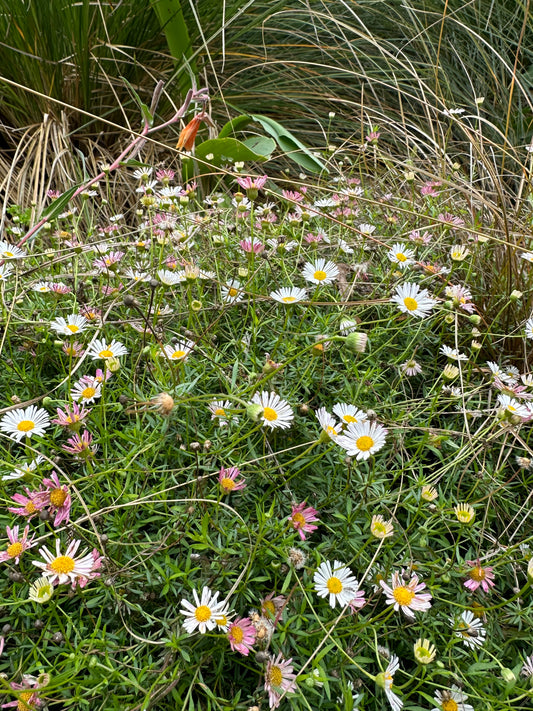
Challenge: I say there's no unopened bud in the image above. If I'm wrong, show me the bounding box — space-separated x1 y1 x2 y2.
246 403 264 422
345 332 368 353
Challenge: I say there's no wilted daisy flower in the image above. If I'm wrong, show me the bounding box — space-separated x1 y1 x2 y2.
314 560 360 608
162 340 194 362
375 655 403 711
442 364 459 380
28 576 54 603
0 525 34 564
464 560 495 593
413 638 436 664
370 514 394 539
440 345 468 361
521 654 533 678
227 617 256 655
264 653 297 709
0 264 13 280
388 242 415 267
316 407 341 440
380 570 432 617
333 403 367 426
180 586 229 634
288 502 319 540
400 359 422 376
433 686 473 711
391 282 436 318
421 485 438 502
0 405 50 443
208 400 237 426
87 339 128 360
221 279 245 303
2 455 44 482
270 287 307 304
336 420 388 460
455 502 475 523
450 244 470 261
33 538 100 586
251 391 294 430
218 466 246 493
302 258 339 285
451 610 486 649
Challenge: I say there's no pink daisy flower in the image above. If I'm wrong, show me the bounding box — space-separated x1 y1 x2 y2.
288 502 319 541
8 488 44 520
464 559 495 593
235 175 268 191
62 430 98 460
33 472 71 527
2 675 44 709
227 617 256 655
218 466 246 493
380 570 432 618
239 239 265 254
0 525 35 564
52 402 92 431
32 538 101 587
264 653 297 709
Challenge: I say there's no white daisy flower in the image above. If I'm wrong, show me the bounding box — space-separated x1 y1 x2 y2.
0 406 50 443
380 571 432 618
302 258 339 285
221 280 245 303
0 264 13 280
251 391 294 430
440 345 468 361
486 361 504 378
50 314 89 336
208 400 238 426
497 394 530 419
338 238 354 254
316 407 341 439
2 455 44 481
388 243 415 267
339 319 359 335
432 685 473 711
525 317 533 340
32 282 52 293
180 586 230 634
162 340 195 361
391 282 437 318
333 403 368 425
32 538 97 586
157 269 186 286
270 287 307 304
124 269 150 282
336 420 388 460
314 560 360 608
520 252 533 263
87 339 128 360
0 241 26 259
450 610 486 649
380 655 403 711
70 378 102 405
358 223 376 235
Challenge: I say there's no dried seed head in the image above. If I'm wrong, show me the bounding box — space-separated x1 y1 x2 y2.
152 392 175 416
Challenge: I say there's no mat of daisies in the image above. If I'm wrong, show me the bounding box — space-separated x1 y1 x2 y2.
1 137 533 711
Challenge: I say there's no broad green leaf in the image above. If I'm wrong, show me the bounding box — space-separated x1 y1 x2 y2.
251 114 328 174
218 115 253 139
149 0 196 95
182 137 273 182
243 136 276 155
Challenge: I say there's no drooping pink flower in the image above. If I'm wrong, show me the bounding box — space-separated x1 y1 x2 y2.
288 502 319 540
62 430 98 460
2 674 43 709
33 472 71 527
227 617 256 655
0 525 35 564
464 559 495 593
264 653 297 709
235 175 268 192
52 402 92 431
8 488 44 520
239 239 264 254
218 467 246 494
261 593 287 625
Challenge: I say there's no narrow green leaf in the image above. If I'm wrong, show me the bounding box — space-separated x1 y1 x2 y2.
251 114 328 174
41 185 80 220
149 0 196 95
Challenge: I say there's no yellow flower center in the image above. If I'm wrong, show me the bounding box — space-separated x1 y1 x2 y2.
343 414 357 423
441 700 458 711
457 509 474 523
17 420 35 433
50 555 75 574
416 646 432 659
7 541 23 558
17 691 35 711
326 425 337 435
263 406 278 421
282 296 296 302
393 586 415 606
396 253 407 262
403 296 419 311
372 521 387 535
67 324 79 333
230 625 244 643
221 477 235 491
326 576 343 594
215 614 228 627
314 270 327 281
214 407 226 416
99 349 113 358
50 488 67 507
172 350 186 359
356 435 374 452
82 387 96 399
263 600 276 615
25 501 36 514
194 605 211 622
228 287 238 297
469 566 486 582
292 512 306 527
4 251 13 257
268 665 283 687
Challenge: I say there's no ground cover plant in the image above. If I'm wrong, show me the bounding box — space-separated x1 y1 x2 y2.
1 81 533 711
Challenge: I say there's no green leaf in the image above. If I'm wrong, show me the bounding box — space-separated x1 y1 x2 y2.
120 76 153 127
41 185 80 220
243 136 276 156
182 137 273 182
251 114 328 174
149 0 196 96
218 115 253 139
